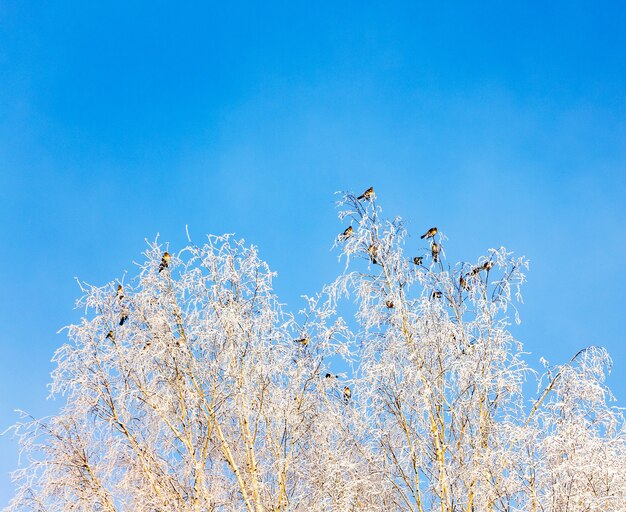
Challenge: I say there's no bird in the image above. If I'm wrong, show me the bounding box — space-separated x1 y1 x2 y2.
343 386 352 402
431 291 442 299
294 337 310 347
106 330 115 341
119 308 129 326
326 373 332 378
159 252 171 273
460 276 469 290
462 340 477 355
368 244 379 264
483 260 494 271
413 256 423 265
385 299 394 309
420 227 437 239
357 186 375 201
431 242 440 262
338 226 353 241
116 284 124 301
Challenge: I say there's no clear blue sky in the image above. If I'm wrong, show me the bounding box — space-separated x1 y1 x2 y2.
1 1 625 504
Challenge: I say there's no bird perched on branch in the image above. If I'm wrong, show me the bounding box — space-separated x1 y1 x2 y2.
159 252 171 273
470 260 494 276
460 276 469 290
431 291 442 299
420 227 437 239
119 307 129 326
294 336 310 347
413 256 423 265
106 330 115 341
343 386 352 402
385 299 394 309
357 187 375 201
116 284 124 301
431 242 440 262
338 226 353 241
368 244 379 265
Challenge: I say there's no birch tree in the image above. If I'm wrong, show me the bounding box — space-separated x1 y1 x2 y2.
6 191 626 512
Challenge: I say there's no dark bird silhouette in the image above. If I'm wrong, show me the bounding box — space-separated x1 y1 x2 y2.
326 373 332 378
339 226 353 241
460 276 469 290
420 227 437 239
343 386 352 402
116 284 124 301
431 242 440 263
368 244 379 264
294 337 310 347
106 330 115 341
483 260 494 271
159 252 171 273
357 187 375 201
119 308 129 326
431 291 442 299
413 256 423 265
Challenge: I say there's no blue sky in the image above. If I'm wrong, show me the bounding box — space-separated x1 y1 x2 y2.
1 1 625 503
